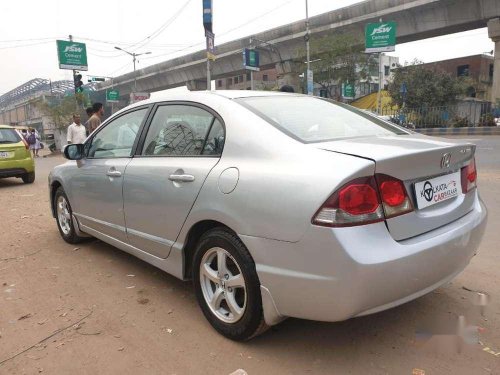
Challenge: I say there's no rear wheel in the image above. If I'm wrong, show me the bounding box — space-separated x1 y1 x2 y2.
193 228 268 341
54 187 85 244
22 172 35 184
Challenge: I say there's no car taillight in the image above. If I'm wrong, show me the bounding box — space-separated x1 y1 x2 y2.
312 176 384 227
376 174 413 219
312 174 414 227
461 158 477 194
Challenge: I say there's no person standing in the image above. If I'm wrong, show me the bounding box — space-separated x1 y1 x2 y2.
87 102 104 134
67 114 87 144
84 106 94 136
27 128 41 157
20 129 28 140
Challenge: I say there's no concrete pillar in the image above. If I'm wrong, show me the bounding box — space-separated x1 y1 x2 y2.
276 61 302 93
488 18 500 105
186 79 208 91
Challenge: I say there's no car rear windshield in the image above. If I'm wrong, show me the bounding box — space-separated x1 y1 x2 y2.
0 128 21 144
236 96 407 143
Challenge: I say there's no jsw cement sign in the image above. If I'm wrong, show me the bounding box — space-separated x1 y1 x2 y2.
365 21 397 53
56 40 88 71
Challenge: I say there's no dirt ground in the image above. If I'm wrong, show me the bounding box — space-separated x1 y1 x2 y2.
1 139 500 375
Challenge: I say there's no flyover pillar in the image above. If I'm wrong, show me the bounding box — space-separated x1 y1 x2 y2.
488 18 500 105
186 79 208 91
276 61 302 93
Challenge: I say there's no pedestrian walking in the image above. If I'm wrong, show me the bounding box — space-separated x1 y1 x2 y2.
27 128 41 157
87 102 104 134
67 114 87 144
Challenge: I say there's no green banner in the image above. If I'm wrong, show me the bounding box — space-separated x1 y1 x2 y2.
365 22 397 53
343 83 355 99
56 40 88 70
106 89 120 103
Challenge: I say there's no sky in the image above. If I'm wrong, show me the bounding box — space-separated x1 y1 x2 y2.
0 0 495 95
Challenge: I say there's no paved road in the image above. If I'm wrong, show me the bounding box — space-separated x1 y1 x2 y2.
0 137 499 374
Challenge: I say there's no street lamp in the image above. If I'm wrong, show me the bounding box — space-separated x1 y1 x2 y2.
114 47 152 92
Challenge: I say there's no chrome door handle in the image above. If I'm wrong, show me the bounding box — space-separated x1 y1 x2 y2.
106 169 122 178
168 174 195 182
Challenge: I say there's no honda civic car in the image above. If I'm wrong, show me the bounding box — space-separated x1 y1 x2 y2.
0 125 35 183
48 91 487 341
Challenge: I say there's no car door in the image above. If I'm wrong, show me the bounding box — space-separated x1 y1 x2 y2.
69 107 150 242
123 103 225 258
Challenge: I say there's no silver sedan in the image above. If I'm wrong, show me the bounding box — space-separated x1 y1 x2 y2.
49 91 487 340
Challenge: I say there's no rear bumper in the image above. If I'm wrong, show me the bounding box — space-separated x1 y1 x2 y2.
241 192 487 324
0 157 34 177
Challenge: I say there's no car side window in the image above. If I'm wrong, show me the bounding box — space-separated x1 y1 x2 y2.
87 108 148 159
202 119 225 156
142 105 223 156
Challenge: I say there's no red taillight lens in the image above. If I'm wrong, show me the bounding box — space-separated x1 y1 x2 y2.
312 176 384 227
339 184 379 215
376 174 413 219
380 180 405 206
312 174 414 227
461 158 477 194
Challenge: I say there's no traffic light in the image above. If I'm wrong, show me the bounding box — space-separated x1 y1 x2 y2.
74 72 84 93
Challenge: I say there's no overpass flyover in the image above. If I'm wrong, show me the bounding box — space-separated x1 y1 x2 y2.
98 0 500 102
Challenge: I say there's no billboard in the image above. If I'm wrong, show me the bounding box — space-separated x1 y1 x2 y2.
56 40 88 70
365 22 397 53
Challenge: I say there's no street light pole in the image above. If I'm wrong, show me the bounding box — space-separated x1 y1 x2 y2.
305 0 312 95
114 47 152 92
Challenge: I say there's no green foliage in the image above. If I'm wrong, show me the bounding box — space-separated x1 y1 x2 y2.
36 95 81 131
450 116 469 128
296 33 374 97
388 60 467 108
479 113 496 127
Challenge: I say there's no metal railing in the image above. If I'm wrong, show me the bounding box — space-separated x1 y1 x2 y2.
377 102 498 129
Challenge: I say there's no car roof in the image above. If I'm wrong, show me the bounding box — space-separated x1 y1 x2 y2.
0 124 15 129
128 90 302 108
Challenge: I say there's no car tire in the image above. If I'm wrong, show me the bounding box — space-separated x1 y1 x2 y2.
22 172 35 184
54 187 85 244
193 227 268 341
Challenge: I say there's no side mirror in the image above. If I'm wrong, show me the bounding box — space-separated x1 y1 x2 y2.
63 144 85 160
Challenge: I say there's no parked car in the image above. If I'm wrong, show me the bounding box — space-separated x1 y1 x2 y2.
0 125 35 183
49 91 487 340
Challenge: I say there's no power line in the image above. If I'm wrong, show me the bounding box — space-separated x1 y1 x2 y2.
0 40 54 50
128 0 194 52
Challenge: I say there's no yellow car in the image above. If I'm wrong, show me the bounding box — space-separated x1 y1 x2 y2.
0 125 35 183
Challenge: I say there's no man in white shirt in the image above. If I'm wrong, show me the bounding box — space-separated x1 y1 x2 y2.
67 114 87 144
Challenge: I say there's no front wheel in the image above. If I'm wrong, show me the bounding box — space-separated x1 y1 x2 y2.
54 187 85 244
193 228 268 341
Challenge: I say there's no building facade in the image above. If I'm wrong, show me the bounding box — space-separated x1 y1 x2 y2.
422 54 494 101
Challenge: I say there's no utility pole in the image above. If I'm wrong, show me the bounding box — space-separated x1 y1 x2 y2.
114 47 151 92
305 0 312 95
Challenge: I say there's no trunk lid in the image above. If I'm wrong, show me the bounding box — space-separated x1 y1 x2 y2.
314 134 476 240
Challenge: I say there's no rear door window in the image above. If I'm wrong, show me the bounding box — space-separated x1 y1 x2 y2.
142 105 224 156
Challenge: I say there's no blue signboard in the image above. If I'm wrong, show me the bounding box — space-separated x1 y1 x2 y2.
243 48 260 71
203 0 212 32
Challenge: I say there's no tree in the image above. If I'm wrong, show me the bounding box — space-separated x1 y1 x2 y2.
297 33 376 98
388 60 467 108
36 94 83 131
